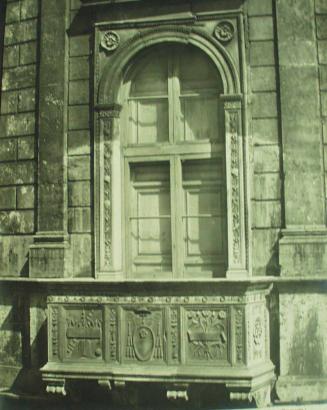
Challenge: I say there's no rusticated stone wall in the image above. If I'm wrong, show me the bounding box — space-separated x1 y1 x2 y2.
247 0 282 276
0 0 39 276
68 0 93 277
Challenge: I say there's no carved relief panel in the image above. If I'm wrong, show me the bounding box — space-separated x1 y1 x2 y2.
122 306 166 364
63 307 103 361
185 308 229 364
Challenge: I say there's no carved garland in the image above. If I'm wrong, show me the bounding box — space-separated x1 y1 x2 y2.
229 111 241 263
51 306 59 358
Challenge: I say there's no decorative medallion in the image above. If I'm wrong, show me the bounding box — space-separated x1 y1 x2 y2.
101 31 120 52
133 326 155 361
214 21 235 43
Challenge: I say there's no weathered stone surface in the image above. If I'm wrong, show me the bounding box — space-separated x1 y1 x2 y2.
252 118 279 145
69 35 90 57
0 236 33 276
70 234 92 276
248 0 272 16
2 45 19 68
277 0 324 227
68 129 91 155
0 187 16 210
249 40 275 67
68 105 90 130
2 65 36 91
251 66 276 92
0 162 34 186
253 145 280 173
17 185 34 209
68 207 91 233
321 91 327 116
318 40 327 64
253 173 281 200
279 232 327 276
0 210 34 234
69 80 89 105
252 92 277 118
0 138 17 161
68 156 91 181
252 228 280 276
249 16 274 41
5 2 20 24
316 0 327 13
4 19 37 45
19 41 37 65
252 200 281 228
20 0 39 20
17 137 35 160
278 292 327 376
68 181 91 206
69 56 90 80
1 90 18 114
18 88 35 112
316 15 327 40
0 112 35 136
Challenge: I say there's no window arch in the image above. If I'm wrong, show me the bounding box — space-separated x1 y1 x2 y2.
120 44 227 278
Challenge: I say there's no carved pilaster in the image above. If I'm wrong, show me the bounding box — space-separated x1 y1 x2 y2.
95 104 122 274
223 97 247 277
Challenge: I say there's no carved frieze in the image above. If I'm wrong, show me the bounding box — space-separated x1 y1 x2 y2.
170 307 179 363
47 293 268 305
109 307 117 361
186 309 229 363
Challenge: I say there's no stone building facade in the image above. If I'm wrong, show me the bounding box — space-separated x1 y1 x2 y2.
0 0 326 407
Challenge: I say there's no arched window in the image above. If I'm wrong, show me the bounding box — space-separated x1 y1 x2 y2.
120 44 227 278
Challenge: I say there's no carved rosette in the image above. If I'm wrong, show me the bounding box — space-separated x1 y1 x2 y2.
223 99 246 274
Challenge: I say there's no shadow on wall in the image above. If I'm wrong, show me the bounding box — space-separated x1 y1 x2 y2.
0 289 48 395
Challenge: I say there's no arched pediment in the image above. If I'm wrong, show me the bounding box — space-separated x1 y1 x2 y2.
97 25 241 106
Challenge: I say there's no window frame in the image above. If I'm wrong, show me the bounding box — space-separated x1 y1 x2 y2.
121 45 228 279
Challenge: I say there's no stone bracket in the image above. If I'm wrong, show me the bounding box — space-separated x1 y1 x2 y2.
166 384 189 401
45 379 66 396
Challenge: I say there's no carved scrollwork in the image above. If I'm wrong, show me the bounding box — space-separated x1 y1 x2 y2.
51 306 59 359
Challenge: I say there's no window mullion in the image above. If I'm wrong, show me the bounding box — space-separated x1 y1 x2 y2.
171 155 183 278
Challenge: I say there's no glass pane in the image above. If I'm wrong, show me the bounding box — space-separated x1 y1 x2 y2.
129 99 169 144
178 46 222 93
180 96 219 141
182 160 226 277
130 163 171 273
130 52 168 97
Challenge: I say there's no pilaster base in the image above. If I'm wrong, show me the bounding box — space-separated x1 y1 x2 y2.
279 228 327 276
29 232 70 278
276 376 327 403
